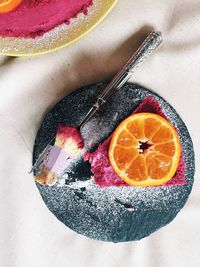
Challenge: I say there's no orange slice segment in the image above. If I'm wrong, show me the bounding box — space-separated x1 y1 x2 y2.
0 0 22 13
126 154 148 181
113 145 138 170
116 129 138 147
108 113 181 186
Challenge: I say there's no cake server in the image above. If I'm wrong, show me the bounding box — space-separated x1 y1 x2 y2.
30 31 163 175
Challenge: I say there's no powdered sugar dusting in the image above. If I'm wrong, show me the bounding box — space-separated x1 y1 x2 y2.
34 83 195 242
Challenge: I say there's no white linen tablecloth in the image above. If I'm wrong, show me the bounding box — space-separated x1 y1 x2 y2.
0 1 200 266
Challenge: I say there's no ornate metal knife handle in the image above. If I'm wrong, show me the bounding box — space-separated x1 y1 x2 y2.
123 31 162 75
101 31 163 96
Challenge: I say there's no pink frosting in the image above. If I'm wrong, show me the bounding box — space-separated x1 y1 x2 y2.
0 0 93 38
84 97 186 187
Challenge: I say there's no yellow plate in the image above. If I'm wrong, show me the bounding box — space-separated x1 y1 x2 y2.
0 0 117 56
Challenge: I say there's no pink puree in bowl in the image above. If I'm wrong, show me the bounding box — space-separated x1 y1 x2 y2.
0 0 93 38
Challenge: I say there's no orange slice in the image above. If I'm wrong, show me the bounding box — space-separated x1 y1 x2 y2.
0 0 22 13
108 113 181 186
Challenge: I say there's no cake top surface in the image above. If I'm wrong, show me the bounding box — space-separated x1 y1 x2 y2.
33 83 194 242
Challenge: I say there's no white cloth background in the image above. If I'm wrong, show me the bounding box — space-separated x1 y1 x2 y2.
0 0 200 266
